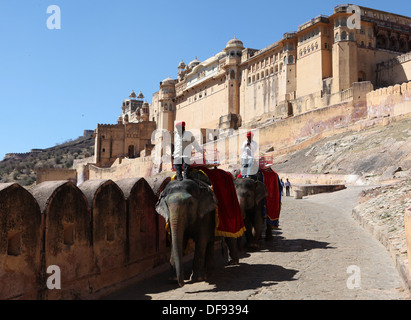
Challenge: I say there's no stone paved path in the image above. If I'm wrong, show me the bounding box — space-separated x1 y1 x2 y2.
104 186 410 300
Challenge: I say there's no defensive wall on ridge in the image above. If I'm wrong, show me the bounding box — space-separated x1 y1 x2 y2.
0 176 171 300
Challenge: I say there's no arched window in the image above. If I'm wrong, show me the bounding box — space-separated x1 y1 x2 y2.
341 31 347 40
230 70 235 80
349 32 355 41
358 71 366 82
128 145 135 158
288 55 294 64
334 18 340 27
341 17 347 26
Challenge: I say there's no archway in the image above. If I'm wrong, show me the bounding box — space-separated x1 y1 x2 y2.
128 145 135 158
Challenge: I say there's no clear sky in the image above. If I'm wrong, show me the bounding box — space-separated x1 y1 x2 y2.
0 0 409 160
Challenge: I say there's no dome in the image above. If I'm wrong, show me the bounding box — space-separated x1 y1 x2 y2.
129 90 136 98
225 36 244 49
178 60 186 69
162 76 174 85
188 56 200 68
137 91 144 99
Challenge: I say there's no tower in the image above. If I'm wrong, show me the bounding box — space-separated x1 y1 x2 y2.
331 12 358 93
223 37 243 115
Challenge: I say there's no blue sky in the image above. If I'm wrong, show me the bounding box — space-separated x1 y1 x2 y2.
0 0 409 160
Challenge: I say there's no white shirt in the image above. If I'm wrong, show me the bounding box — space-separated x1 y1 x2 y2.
240 139 258 160
173 130 202 160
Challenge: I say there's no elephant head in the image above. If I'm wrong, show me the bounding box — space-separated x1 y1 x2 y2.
234 178 267 218
234 178 268 248
156 179 217 287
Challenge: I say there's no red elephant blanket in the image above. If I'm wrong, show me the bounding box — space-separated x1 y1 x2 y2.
259 168 281 228
196 167 245 238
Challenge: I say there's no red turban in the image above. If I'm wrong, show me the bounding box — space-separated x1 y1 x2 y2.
175 121 185 127
246 131 253 138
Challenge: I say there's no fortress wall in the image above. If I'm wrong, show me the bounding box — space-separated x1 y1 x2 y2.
276 172 363 186
36 168 77 185
88 156 154 181
367 80 411 119
31 181 92 299
377 52 411 88
257 98 367 154
0 183 42 300
0 177 171 300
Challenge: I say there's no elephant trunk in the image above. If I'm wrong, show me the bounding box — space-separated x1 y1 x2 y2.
238 196 246 220
168 193 192 287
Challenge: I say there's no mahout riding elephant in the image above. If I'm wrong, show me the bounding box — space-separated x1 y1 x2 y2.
234 177 268 249
156 178 239 287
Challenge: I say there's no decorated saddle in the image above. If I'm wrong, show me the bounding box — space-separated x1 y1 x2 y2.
172 167 245 238
258 168 282 228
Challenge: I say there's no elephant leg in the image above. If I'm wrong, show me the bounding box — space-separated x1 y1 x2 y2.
205 240 215 277
244 211 254 246
191 237 208 282
225 237 240 265
265 221 274 240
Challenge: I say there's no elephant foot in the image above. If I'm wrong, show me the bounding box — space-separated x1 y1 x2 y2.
247 242 260 250
227 259 240 266
191 272 206 283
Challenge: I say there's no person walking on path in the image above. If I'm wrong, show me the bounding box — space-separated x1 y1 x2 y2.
285 178 292 196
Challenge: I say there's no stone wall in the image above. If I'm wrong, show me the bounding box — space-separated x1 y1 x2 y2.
367 80 411 119
0 176 171 300
35 168 77 185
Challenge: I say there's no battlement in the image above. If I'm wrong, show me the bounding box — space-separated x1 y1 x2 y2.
0 176 171 300
367 80 411 119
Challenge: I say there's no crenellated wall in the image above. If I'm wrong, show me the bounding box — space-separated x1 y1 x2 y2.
0 176 171 300
367 80 411 119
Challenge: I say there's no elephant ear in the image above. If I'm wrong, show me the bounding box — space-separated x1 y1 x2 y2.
197 186 217 219
155 192 170 221
255 181 268 205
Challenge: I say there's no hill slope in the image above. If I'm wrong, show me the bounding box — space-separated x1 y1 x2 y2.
0 135 95 186
272 117 411 181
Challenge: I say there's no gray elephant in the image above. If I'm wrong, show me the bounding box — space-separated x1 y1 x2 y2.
234 178 268 249
156 178 239 287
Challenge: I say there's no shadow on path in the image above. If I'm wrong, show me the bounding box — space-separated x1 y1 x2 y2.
186 262 298 295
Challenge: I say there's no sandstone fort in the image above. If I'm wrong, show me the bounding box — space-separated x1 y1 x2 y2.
1 4 410 299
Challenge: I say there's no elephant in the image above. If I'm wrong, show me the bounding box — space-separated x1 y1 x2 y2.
234 177 268 249
156 178 239 287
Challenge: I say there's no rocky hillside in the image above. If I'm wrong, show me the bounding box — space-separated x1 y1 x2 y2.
0 135 95 187
272 117 411 182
